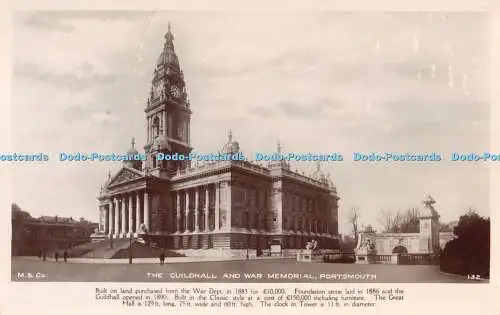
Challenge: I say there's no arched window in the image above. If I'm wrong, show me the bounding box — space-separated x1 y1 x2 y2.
152 117 160 138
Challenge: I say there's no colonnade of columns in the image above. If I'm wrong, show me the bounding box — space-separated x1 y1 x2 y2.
99 190 150 237
173 183 221 233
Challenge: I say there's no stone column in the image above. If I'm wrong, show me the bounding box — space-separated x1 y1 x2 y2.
98 205 103 231
185 190 190 232
204 186 209 231
144 191 150 231
103 205 109 233
114 198 119 236
121 196 127 236
135 193 141 232
163 110 168 137
128 194 134 235
176 191 181 232
108 202 113 235
194 188 200 232
215 183 220 230
147 117 151 142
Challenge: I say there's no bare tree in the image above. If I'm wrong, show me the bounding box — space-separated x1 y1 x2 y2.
379 209 397 233
347 207 360 243
379 208 420 233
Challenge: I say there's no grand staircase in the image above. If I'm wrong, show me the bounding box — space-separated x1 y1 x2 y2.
63 239 185 259
81 239 132 259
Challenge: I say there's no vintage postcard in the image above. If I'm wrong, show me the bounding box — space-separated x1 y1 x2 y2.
1 1 499 314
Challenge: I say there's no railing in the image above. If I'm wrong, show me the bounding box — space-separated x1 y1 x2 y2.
376 255 394 263
173 159 339 191
175 160 271 178
282 169 330 189
399 253 439 265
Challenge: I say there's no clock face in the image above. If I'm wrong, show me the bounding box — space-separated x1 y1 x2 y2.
170 85 181 98
155 80 165 98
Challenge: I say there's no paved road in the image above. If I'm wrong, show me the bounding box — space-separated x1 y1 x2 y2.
11 257 482 283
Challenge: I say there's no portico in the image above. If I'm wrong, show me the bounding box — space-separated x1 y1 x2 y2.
99 190 151 238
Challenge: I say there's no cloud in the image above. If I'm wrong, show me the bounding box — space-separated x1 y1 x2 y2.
22 13 74 33
11 11 490 230
13 61 116 93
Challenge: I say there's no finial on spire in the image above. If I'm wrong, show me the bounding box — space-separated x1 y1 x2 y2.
423 194 436 206
131 137 135 149
164 21 174 43
228 129 233 142
277 140 282 153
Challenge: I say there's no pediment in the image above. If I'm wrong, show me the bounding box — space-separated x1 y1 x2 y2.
107 166 144 187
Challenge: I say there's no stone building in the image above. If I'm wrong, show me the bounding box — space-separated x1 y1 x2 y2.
95 23 340 254
11 204 98 256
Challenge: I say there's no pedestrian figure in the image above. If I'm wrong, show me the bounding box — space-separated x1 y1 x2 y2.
63 250 68 263
37 250 42 260
54 251 59 262
42 250 46 261
159 251 165 265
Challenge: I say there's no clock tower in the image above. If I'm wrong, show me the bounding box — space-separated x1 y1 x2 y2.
144 22 192 178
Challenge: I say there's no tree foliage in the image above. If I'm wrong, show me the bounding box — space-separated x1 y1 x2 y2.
440 210 490 278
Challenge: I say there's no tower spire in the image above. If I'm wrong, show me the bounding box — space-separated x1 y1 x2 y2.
277 140 282 154
164 21 174 47
131 137 135 149
228 129 233 142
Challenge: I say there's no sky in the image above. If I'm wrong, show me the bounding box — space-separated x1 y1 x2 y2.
11 11 490 234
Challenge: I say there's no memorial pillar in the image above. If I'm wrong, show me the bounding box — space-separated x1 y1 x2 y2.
194 188 200 232
204 186 209 231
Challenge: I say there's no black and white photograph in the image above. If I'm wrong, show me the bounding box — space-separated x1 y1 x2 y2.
8 10 492 285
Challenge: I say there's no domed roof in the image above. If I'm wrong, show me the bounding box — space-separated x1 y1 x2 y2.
126 138 139 156
156 22 180 69
221 130 240 154
157 50 179 68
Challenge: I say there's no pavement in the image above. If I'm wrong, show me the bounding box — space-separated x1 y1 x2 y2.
15 255 287 264
10 256 482 283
